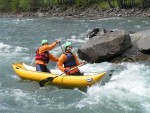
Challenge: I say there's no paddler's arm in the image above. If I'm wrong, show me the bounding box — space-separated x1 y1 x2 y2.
74 54 81 65
39 40 60 53
40 42 57 53
49 54 59 62
57 54 67 72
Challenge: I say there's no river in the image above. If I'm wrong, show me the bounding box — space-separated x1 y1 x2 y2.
0 17 150 113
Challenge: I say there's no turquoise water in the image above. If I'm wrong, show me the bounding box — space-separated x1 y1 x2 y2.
0 17 150 113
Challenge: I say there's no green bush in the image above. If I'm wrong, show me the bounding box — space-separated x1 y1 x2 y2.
19 0 30 11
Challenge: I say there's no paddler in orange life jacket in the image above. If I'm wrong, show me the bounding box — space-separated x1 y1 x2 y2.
35 39 60 73
57 41 86 75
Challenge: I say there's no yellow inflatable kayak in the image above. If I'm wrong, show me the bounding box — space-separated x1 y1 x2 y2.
12 62 113 88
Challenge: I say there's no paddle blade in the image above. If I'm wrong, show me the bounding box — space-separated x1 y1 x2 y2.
39 77 54 87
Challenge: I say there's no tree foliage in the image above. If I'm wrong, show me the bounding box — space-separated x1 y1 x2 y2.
0 0 150 12
0 0 11 11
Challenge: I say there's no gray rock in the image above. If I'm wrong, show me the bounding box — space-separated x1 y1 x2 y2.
130 30 150 54
78 30 131 62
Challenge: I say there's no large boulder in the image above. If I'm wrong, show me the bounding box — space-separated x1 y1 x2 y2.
104 30 150 63
130 30 150 54
78 30 131 63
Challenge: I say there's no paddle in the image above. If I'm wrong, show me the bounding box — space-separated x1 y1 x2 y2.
59 42 65 53
39 62 87 87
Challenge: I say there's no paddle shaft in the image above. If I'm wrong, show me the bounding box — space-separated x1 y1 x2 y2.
56 62 86 77
51 62 86 82
59 42 65 54
39 62 86 87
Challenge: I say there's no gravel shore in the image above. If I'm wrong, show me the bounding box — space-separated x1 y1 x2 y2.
0 7 150 18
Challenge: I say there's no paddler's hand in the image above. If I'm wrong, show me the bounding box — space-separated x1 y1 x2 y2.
64 69 70 73
81 61 87 65
56 39 61 44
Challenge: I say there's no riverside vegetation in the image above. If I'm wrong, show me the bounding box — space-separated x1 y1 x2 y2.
0 0 150 17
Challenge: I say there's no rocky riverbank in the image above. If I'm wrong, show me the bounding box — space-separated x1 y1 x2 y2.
0 7 150 18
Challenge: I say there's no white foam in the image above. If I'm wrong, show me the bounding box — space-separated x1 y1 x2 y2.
67 32 87 43
89 17 124 21
14 89 29 101
134 25 141 29
22 57 32 62
12 18 36 22
14 46 29 53
76 62 150 111
80 62 113 73
67 38 86 43
127 20 132 22
143 21 149 24
142 102 150 113
73 19 86 22
46 17 65 20
107 63 150 97
0 42 29 56
0 42 12 53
